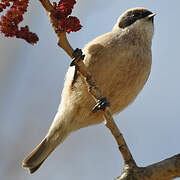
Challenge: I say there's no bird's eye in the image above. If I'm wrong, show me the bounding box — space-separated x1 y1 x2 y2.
133 12 141 18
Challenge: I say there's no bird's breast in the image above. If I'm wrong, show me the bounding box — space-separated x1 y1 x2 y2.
86 47 152 114
61 43 152 129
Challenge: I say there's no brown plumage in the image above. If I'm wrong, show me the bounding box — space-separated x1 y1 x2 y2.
23 7 155 173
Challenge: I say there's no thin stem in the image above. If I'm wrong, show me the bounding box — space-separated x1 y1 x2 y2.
104 108 136 166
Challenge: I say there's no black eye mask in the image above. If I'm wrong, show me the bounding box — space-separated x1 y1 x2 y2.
119 10 153 28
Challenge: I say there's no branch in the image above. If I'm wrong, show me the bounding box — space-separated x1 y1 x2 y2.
117 154 180 180
38 0 180 179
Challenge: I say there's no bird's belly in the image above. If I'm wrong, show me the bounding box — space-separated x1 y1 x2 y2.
64 56 151 130
106 71 148 114
90 58 152 114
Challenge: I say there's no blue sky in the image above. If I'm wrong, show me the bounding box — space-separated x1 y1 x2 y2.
0 1 180 180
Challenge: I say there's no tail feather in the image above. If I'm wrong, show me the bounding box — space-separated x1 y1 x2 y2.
23 138 52 173
28 160 45 174
23 112 69 174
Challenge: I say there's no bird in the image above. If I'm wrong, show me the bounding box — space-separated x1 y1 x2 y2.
23 7 155 173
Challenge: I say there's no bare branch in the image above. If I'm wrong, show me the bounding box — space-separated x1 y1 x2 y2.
117 154 180 180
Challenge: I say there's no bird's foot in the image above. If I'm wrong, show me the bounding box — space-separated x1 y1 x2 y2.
92 97 110 112
70 48 85 66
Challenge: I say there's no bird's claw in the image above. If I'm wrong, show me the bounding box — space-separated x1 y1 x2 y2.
92 97 110 112
70 48 85 66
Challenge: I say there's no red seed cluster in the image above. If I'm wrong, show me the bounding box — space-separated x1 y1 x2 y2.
16 26 39 44
53 0 82 33
0 0 39 44
0 0 81 44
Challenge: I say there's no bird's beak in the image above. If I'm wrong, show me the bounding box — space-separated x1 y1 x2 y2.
147 13 156 20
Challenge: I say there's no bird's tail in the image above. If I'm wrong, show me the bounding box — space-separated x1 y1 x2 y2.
22 111 70 173
22 137 54 174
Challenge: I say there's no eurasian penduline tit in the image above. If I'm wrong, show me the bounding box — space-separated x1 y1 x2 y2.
23 7 156 173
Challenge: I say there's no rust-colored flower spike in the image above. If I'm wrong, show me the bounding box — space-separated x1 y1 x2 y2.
53 0 82 33
57 0 76 16
0 0 39 44
0 0 81 44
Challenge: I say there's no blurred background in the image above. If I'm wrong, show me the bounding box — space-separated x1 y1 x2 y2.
0 0 180 180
